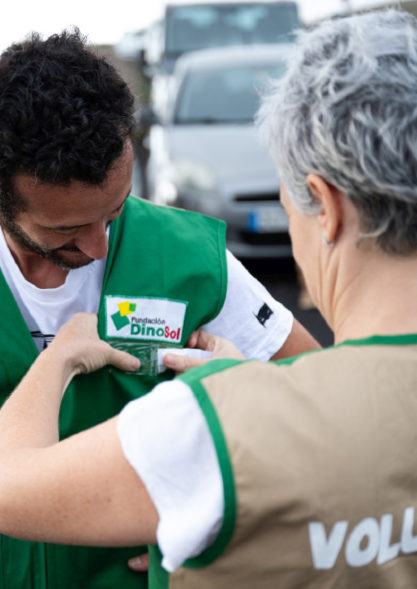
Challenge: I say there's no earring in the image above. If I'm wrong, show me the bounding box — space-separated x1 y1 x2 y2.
322 236 335 248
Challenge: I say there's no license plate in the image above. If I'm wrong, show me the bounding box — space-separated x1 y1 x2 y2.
248 207 288 233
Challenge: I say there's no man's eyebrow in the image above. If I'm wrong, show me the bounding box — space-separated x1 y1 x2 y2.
46 189 131 231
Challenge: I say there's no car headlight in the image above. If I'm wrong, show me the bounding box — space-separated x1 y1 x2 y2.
171 158 218 193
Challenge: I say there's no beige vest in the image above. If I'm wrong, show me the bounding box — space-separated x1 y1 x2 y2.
170 337 417 588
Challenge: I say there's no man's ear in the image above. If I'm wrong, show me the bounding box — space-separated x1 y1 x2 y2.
307 174 342 244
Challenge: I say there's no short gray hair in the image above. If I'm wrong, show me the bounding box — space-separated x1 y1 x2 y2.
257 9 417 255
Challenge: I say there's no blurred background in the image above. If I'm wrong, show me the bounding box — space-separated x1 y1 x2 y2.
1 0 412 346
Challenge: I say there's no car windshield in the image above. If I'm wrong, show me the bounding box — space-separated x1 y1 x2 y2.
175 63 287 124
166 3 299 55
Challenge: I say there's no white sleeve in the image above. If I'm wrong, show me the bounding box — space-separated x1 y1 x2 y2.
117 380 224 573
202 250 294 360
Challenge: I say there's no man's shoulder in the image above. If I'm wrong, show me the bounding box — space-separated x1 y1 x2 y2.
126 196 225 231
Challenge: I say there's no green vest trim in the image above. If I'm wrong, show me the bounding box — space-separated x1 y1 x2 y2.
180 361 240 569
148 360 241 589
338 332 417 347
0 197 227 589
271 332 417 371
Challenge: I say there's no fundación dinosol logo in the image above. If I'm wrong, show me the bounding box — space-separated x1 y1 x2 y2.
107 296 187 343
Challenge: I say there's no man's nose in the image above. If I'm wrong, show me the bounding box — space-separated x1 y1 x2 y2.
75 223 109 260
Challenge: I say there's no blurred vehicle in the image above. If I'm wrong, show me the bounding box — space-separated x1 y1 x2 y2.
114 31 146 62
144 2 299 75
143 20 165 75
142 45 292 259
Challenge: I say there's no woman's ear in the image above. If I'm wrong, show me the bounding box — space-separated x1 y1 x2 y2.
307 174 342 244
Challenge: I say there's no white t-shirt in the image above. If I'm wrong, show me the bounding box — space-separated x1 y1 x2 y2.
0 228 293 355
0 228 106 352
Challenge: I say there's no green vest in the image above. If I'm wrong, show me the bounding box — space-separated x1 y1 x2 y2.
0 197 227 589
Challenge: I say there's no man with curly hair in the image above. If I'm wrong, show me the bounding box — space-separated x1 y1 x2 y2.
0 29 317 589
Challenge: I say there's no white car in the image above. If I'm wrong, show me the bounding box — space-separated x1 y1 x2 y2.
145 44 293 259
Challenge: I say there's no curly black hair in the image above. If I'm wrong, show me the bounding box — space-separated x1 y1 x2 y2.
0 28 135 220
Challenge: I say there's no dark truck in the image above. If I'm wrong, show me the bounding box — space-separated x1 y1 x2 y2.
144 2 300 75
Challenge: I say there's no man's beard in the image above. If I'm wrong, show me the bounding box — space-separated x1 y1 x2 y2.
1 217 94 271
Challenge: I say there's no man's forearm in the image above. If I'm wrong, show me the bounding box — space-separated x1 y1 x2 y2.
270 319 321 361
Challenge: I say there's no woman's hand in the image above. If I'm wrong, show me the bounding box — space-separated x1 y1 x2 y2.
48 313 140 379
163 331 245 374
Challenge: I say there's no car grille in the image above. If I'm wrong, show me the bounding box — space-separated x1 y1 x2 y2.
240 231 291 246
234 192 279 203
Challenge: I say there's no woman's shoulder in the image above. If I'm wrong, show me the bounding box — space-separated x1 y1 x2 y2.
183 339 417 423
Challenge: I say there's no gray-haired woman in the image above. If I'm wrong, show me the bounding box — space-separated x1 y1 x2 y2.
1 9 417 589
